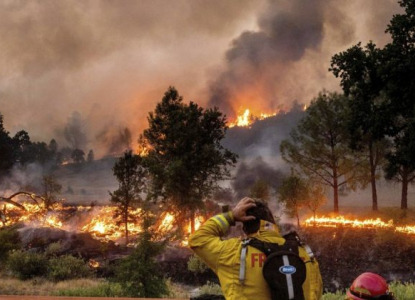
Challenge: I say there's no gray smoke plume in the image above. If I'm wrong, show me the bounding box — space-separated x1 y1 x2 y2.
231 156 285 200
63 111 88 150
208 0 401 118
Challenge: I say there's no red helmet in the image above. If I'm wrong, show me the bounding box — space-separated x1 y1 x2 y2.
346 272 394 300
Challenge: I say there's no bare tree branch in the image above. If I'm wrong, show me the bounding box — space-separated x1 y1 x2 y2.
0 192 44 210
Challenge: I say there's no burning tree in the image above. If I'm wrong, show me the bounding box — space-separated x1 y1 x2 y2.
110 150 146 244
142 87 237 233
41 175 62 211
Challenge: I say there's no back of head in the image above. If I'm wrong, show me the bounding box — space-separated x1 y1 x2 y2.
243 199 275 234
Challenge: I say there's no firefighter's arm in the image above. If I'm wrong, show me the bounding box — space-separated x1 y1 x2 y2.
188 212 235 273
189 197 256 273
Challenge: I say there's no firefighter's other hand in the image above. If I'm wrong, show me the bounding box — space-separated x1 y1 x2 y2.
232 197 256 222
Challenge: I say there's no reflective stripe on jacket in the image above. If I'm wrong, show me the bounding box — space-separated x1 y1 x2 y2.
189 213 323 300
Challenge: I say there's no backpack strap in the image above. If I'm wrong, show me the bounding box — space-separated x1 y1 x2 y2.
303 244 315 261
239 239 251 285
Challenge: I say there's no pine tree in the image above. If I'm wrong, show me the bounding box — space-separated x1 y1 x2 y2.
110 150 146 244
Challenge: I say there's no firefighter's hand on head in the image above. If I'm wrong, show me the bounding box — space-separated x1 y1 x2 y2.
232 197 256 222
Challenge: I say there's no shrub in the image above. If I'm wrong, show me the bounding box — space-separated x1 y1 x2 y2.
45 242 62 257
113 210 169 298
321 291 345 300
198 281 223 296
187 254 208 274
0 226 21 265
53 282 123 297
7 250 48 280
47 255 92 282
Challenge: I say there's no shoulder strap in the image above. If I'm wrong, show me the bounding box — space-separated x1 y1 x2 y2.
239 239 250 285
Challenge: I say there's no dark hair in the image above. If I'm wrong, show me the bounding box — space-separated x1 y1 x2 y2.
242 199 275 234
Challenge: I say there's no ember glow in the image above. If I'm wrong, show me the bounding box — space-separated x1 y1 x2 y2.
304 216 415 236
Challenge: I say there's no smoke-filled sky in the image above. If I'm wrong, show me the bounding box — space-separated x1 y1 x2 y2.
0 0 401 157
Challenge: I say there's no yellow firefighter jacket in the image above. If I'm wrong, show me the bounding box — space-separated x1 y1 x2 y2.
189 212 323 300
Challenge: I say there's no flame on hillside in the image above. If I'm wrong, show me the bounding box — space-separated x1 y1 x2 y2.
304 216 415 235
228 108 282 128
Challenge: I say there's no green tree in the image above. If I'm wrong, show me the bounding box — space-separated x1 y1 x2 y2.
87 149 94 163
49 139 58 154
330 42 389 211
110 150 146 244
13 130 33 164
71 149 85 164
113 208 168 298
280 92 365 213
249 179 271 202
142 87 237 232
0 113 16 177
41 175 62 210
278 174 309 227
380 0 415 209
305 183 327 220
0 226 21 266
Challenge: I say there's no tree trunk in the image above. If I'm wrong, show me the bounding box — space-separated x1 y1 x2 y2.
125 212 129 245
401 167 409 210
333 168 339 213
369 143 378 211
296 213 300 228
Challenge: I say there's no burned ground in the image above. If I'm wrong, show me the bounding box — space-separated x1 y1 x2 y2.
159 227 415 292
14 223 415 292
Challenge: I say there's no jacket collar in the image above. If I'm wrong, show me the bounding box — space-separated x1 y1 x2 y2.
247 219 281 239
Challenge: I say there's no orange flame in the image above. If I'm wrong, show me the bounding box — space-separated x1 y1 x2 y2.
1 201 204 246
304 215 415 235
228 108 281 128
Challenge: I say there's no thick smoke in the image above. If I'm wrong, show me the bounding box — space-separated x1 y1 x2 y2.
208 0 401 118
95 126 133 156
231 156 285 200
0 0 401 156
0 0 261 153
63 112 88 150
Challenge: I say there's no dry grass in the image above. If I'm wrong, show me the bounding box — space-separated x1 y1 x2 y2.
0 275 104 295
0 273 191 298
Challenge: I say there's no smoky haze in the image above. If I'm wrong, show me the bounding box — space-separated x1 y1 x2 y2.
0 0 401 158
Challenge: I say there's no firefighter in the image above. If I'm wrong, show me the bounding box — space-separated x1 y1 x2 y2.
346 272 395 300
189 197 323 300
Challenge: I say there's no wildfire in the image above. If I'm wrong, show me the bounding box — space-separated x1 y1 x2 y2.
228 108 281 128
1 202 64 228
88 259 100 268
80 206 143 240
1 201 204 246
304 216 415 236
